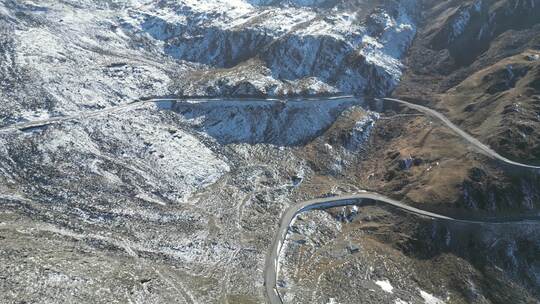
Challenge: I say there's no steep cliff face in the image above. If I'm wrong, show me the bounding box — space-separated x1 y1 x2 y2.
167 98 362 145
426 0 540 67
121 0 417 96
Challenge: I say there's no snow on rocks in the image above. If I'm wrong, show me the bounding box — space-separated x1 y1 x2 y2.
449 1 483 43
122 0 417 96
0 1 426 303
375 279 394 294
2 0 177 124
346 111 380 150
526 54 540 61
32 108 230 204
168 97 360 145
419 289 446 304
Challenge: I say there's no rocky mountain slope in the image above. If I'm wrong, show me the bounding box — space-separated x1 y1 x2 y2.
120 0 417 96
0 0 539 304
1 0 418 124
395 0 540 164
362 0 540 216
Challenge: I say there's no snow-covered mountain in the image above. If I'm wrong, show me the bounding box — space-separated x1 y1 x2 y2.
2 1 538 304
0 2 413 303
122 0 417 96
1 0 416 126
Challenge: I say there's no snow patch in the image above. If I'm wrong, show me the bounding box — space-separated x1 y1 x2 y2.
326 298 341 304
419 290 445 304
375 279 394 294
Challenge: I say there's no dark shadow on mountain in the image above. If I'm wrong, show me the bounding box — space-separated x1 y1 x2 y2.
369 203 540 303
164 97 362 146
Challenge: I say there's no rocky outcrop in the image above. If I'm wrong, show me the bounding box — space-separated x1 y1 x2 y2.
427 0 540 66
122 0 417 97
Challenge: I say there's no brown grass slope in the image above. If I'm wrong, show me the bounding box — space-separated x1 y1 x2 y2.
395 0 540 164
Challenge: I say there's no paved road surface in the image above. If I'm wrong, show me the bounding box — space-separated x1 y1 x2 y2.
0 96 355 133
4 95 539 172
381 98 540 171
264 96 540 304
263 191 538 304
1 95 537 304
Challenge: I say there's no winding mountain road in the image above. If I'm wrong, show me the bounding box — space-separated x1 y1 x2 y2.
380 98 540 171
4 95 540 172
263 191 539 304
263 97 540 304
1 95 538 304
0 97 284 133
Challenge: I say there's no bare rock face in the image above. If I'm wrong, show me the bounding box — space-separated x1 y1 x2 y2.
121 0 417 97
426 0 540 66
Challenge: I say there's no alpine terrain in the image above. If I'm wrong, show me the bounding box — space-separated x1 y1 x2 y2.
0 1 539 304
